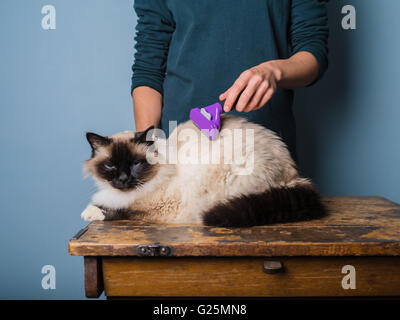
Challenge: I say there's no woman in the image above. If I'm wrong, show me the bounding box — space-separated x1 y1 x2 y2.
131 0 329 161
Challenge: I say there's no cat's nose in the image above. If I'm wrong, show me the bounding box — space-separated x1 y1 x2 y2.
118 172 128 182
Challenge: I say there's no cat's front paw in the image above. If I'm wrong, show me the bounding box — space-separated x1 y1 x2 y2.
81 205 105 222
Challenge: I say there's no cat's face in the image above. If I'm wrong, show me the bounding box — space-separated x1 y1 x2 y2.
84 126 157 191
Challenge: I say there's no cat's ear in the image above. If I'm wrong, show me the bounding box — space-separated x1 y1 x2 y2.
132 125 155 146
86 132 111 151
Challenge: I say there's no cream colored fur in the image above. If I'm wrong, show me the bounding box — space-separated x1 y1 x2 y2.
81 115 311 224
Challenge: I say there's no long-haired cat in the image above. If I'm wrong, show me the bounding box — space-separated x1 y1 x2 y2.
81 115 326 227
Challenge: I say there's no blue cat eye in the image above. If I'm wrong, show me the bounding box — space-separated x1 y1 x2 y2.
132 160 143 167
104 163 116 170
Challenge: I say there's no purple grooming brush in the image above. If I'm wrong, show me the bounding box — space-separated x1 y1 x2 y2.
190 102 223 140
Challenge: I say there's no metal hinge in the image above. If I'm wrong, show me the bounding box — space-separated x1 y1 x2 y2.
137 244 172 257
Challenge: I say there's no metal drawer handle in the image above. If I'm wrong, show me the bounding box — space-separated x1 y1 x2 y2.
262 261 284 274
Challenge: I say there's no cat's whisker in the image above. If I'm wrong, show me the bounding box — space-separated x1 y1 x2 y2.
88 187 98 195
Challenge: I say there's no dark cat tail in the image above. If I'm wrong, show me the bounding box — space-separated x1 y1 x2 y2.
202 184 326 227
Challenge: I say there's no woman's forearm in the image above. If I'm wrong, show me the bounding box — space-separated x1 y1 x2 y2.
273 51 319 89
132 86 162 131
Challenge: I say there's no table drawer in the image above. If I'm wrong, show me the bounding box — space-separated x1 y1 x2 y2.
102 256 400 297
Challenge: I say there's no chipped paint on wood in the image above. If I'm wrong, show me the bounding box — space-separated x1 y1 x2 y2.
69 196 400 257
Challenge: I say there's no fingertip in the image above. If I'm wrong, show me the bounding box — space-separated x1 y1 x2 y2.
235 101 245 112
235 106 243 112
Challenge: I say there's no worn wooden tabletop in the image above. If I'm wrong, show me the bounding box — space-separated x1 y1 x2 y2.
69 196 400 257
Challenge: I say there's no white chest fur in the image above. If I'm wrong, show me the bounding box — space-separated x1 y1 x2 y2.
91 187 137 209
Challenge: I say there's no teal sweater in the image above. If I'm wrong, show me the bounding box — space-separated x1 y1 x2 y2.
131 0 329 160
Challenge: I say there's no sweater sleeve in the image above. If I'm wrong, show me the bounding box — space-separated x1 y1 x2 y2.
289 0 329 84
131 0 175 95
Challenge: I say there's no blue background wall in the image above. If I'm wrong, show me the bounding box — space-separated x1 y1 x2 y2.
0 0 398 299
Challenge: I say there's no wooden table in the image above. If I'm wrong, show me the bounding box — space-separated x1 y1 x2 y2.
69 196 400 298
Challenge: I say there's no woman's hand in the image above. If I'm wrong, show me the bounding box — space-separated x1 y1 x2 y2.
219 61 283 113
219 52 319 113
